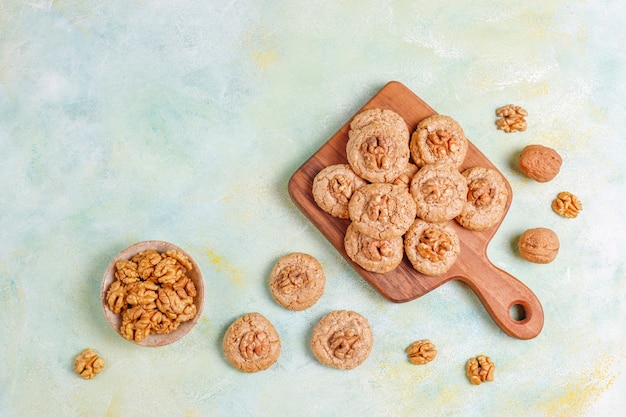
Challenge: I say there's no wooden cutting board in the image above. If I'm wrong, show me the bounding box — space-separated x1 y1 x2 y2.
288 81 543 340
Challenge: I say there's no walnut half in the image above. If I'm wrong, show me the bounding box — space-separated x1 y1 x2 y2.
496 104 527 133
552 192 582 218
417 228 452 263
329 328 360 360
74 348 104 380
406 340 437 364
466 355 495 385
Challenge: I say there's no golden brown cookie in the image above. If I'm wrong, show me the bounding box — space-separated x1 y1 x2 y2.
347 121 410 183
269 252 325 311
344 223 404 274
350 108 409 137
410 114 468 168
310 310 373 370
312 164 368 219
404 219 460 276
410 162 468 223
456 167 508 231
348 183 417 240
223 313 281 373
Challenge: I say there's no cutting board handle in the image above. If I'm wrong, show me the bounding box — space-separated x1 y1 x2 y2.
458 263 544 340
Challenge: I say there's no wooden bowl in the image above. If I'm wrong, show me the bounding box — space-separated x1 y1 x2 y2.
100 240 205 347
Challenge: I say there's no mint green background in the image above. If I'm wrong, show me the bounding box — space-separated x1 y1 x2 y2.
1 1 624 416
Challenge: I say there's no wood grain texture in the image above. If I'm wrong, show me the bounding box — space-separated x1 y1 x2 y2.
288 81 543 339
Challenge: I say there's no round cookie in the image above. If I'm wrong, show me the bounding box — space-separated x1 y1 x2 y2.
348 183 417 240
456 167 509 231
222 312 281 373
310 310 373 370
344 223 404 274
269 252 325 311
410 162 468 223
347 122 410 183
312 164 367 219
410 114 468 168
350 108 409 138
404 219 460 276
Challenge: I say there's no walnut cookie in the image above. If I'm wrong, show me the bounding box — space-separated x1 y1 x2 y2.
456 167 509 231
344 223 404 274
348 183 417 240
410 114 468 168
312 164 367 219
346 114 410 183
310 310 374 370
223 312 281 373
404 219 460 276
410 162 468 223
349 107 409 136
269 252 326 311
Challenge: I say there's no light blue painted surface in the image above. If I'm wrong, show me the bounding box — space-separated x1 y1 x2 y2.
1 1 624 416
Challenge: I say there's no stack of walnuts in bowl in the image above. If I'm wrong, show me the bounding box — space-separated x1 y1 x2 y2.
312 108 509 276
105 249 198 342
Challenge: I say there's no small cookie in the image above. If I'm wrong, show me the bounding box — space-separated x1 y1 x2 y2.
344 223 404 274
269 253 325 311
410 114 468 168
350 108 409 137
410 162 468 223
456 167 509 231
312 164 367 219
348 183 417 240
347 122 410 183
404 219 460 276
310 310 373 370
223 313 281 373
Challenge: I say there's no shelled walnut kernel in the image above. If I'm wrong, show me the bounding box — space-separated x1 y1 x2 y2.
496 104 528 133
466 355 495 385
406 340 437 364
74 348 104 380
417 228 452 263
552 192 583 218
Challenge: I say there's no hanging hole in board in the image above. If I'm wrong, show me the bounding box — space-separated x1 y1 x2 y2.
509 303 527 322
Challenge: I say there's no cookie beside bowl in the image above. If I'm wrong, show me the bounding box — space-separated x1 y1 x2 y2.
100 240 205 347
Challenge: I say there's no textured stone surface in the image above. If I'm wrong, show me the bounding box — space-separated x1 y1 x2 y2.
0 1 624 416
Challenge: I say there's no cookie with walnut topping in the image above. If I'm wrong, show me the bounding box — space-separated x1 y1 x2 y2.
410 114 468 168
312 164 367 219
269 252 325 311
223 312 281 373
347 119 410 183
348 183 417 240
410 162 468 223
404 219 460 276
455 167 508 231
310 310 373 370
344 223 404 274
350 108 409 136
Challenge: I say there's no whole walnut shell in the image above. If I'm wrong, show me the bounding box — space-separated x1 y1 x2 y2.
518 144 562 182
518 228 559 264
